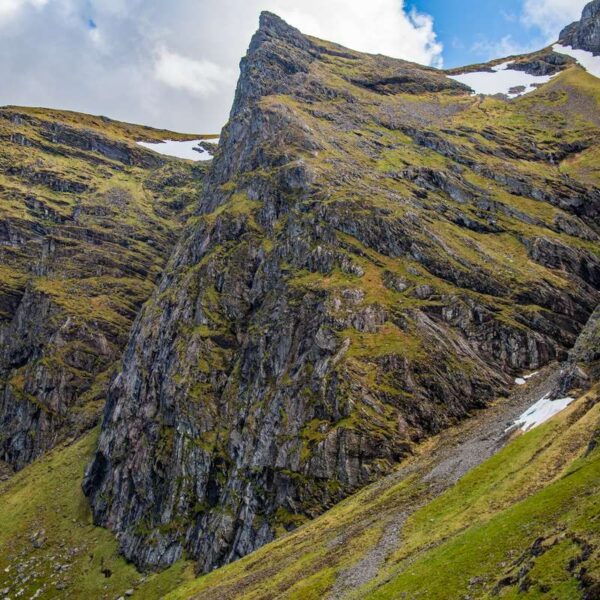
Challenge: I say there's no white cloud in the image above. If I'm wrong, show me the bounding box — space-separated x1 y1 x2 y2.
0 0 47 24
522 0 588 41
266 0 443 67
471 34 541 60
154 46 235 98
0 0 442 132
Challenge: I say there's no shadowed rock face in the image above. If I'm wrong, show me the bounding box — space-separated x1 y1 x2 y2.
0 108 203 470
84 12 600 574
560 0 600 54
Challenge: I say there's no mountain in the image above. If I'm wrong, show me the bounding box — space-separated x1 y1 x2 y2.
0 2 599 599
0 107 208 471
82 8 600 576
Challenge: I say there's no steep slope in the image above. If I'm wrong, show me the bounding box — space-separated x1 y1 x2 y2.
164 304 600 600
84 11 600 575
1 307 596 600
0 107 209 470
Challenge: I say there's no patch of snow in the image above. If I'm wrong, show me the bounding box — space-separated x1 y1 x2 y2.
508 394 575 432
448 61 557 98
136 139 214 161
492 61 513 72
553 44 600 79
515 371 539 385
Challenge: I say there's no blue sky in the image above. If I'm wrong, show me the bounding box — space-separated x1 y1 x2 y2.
412 0 576 67
413 0 526 67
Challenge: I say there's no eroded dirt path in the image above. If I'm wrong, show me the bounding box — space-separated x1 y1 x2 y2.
327 364 562 599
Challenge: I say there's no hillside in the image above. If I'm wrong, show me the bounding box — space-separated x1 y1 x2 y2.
83 9 600 576
0 106 209 471
1 310 597 599
166 303 600 599
0 3 599 599
169 394 600 599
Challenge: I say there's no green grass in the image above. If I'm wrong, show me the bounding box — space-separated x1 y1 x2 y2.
367 447 599 599
0 429 194 599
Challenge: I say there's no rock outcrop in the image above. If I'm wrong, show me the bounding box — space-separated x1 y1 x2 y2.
560 0 600 54
556 303 600 394
83 12 600 574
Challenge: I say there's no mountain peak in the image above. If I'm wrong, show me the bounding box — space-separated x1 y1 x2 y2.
250 11 314 54
559 0 600 54
583 0 600 20
229 11 317 118
258 11 293 33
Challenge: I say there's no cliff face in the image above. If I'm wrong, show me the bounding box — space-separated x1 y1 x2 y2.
0 107 205 470
560 0 600 54
84 13 600 573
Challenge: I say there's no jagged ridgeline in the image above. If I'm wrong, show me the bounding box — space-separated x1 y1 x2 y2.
83 12 600 573
0 107 208 471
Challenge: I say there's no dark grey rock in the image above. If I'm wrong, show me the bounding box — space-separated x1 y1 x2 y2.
560 0 600 55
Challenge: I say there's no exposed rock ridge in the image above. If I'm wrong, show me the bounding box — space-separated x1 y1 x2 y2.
84 11 337 572
560 0 600 54
557 303 600 393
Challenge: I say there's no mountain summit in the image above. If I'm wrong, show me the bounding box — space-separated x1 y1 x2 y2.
82 9 600 576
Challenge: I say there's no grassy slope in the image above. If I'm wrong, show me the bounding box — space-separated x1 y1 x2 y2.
166 388 599 600
0 384 596 599
274 59 600 408
368 449 599 599
0 429 195 599
0 105 215 141
0 103 215 316
363 394 600 599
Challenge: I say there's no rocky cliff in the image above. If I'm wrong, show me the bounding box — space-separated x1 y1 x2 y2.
0 107 206 470
83 12 600 574
560 0 600 54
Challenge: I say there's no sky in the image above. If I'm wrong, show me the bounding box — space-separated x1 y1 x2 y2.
0 0 590 134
